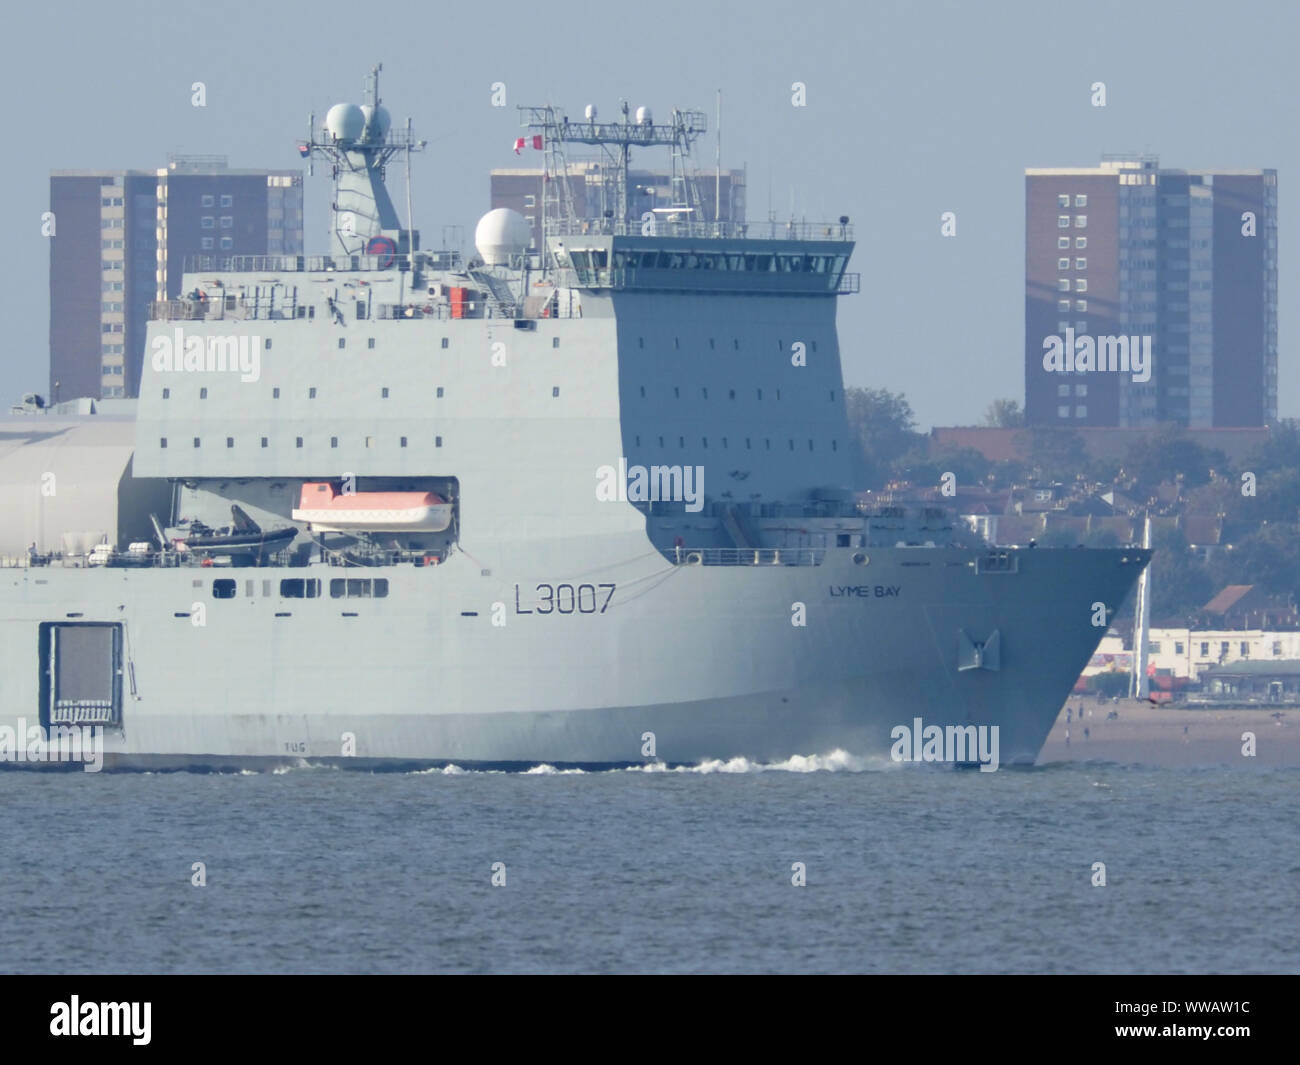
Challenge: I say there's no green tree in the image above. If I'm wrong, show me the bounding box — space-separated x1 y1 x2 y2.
843 387 924 488
1148 525 1213 622
983 398 1024 428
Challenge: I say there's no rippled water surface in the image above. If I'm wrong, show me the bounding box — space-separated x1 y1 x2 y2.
1 757 1296 973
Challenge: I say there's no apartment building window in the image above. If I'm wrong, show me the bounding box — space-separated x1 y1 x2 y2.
1075 279 1087 292
523 194 536 207
1075 405 1087 417
1058 258 1070 270
1075 300 1087 312
1075 195 1087 207
1058 299 1070 311
1058 279 1070 292
201 194 214 207
220 194 233 207
201 217 214 229
1058 194 1070 207
1075 384 1087 396
1241 642 1250 657
1075 215 1087 228
1075 258 1087 270
1200 642 1209 656
1176 642 1185 654
201 237 214 250
220 237 233 250
1058 384 1070 397
1076 237 1086 248
1058 215 1070 228
1274 641 1283 655
1057 405 1070 418
220 217 233 229
1058 237 1070 249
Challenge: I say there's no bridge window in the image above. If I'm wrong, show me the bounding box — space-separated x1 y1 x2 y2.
193 437 201 448
199 387 207 399
160 437 167 448
273 387 280 398
280 579 321 598
329 578 389 599
331 437 338 448
436 387 444 398
309 387 317 398
382 387 389 398
261 437 268 448
338 338 346 349
435 436 442 447
368 338 376 349
212 580 236 599
296 437 303 448
227 437 234 448
162 388 170 399
441 338 449 349
400 437 407 447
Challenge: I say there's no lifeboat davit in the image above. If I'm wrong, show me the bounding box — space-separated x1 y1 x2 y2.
291 482 452 533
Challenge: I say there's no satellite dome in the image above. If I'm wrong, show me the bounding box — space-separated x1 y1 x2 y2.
325 103 365 143
474 208 531 266
635 106 653 126
361 104 391 140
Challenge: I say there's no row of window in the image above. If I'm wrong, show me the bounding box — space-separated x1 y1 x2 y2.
1058 258 1087 270
100 196 125 207
1056 405 1088 418
1150 640 1287 658
638 385 830 402
1057 194 1088 208
200 195 234 208
1057 279 1088 292
1057 384 1088 397
635 337 819 353
1057 216 1088 229
574 249 847 275
630 435 839 452
200 216 234 229
1057 237 1088 249
1057 300 1088 312
211 577 389 600
161 435 444 449
200 237 234 250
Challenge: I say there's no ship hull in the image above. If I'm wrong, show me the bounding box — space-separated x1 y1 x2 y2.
0 544 1148 770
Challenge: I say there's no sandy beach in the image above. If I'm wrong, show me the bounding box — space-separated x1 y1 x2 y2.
1037 699 1298 766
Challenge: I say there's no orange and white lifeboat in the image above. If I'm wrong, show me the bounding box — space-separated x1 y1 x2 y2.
291 482 452 533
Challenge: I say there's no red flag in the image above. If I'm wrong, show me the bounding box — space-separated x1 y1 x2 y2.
513 137 525 155
531 134 543 150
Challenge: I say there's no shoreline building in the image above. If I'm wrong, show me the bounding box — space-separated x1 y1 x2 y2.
1025 155 1277 428
49 156 302 401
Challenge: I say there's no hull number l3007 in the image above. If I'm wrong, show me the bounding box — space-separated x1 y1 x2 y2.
515 583 616 614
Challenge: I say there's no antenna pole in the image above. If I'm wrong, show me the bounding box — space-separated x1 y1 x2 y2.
715 89 721 225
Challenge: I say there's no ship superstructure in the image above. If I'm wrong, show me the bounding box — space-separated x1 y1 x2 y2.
0 67 1149 769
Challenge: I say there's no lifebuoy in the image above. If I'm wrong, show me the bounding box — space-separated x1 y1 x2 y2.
200 557 214 567
366 236 397 269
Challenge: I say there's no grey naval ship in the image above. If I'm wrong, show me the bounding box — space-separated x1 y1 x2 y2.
1 68 1149 770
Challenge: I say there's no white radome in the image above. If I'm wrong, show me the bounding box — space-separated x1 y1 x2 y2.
360 104 391 140
474 208 531 266
325 103 365 142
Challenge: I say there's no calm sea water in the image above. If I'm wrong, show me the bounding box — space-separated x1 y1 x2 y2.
2 757 1297 974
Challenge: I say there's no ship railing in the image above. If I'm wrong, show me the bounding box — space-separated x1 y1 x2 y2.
548 219 854 242
671 546 825 566
150 298 305 323
183 251 460 274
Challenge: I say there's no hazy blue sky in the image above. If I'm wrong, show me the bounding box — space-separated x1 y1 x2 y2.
6 0 1297 429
